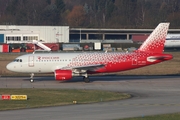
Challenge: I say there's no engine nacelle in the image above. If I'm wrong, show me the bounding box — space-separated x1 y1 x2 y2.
55 70 72 81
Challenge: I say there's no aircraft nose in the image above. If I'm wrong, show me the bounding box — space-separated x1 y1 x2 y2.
6 63 13 71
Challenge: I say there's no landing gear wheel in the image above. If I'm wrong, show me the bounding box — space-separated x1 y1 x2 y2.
30 73 34 83
83 77 90 83
30 79 34 83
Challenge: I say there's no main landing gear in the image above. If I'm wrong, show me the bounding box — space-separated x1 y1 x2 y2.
30 73 34 83
83 76 90 83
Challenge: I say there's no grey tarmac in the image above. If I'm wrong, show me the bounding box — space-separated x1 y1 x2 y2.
0 75 180 120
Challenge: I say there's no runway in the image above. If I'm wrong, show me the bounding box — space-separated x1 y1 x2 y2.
1 75 180 120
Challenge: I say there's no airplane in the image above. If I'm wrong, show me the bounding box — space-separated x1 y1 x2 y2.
165 34 180 48
6 23 173 83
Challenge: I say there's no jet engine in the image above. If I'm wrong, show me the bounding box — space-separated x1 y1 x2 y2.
55 70 72 80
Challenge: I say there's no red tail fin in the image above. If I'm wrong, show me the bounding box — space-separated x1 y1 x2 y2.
138 23 169 53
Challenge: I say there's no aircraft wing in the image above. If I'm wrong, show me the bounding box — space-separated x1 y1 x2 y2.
62 64 105 73
73 64 105 71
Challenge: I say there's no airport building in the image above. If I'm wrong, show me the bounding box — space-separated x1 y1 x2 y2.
1 25 180 44
0 25 69 43
0 25 180 53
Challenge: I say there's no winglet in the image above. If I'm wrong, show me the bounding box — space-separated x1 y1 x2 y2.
138 23 170 53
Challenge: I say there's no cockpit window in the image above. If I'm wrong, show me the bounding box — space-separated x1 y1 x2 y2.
13 59 22 62
13 59 18 62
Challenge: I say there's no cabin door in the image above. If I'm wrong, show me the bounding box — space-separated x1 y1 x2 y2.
28 56 34 67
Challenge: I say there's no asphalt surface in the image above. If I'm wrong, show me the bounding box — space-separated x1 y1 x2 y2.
0 75 180 120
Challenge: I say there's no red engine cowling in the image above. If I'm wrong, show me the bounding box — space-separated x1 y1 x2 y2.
55 70 72 80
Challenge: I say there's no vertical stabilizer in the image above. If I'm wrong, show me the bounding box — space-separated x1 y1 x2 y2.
138 23 169 53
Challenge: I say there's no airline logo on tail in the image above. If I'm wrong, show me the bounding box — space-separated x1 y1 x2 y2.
138 23 169 53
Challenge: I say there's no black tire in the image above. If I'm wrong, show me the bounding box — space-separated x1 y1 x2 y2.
83 77 90 83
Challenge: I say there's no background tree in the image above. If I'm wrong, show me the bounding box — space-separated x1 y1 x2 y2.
66 5 85 27
1 0 180 28
55 0 65 25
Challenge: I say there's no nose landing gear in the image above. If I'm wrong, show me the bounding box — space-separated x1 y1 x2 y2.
30 73 34 83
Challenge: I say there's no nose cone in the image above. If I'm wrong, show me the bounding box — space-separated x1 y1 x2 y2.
6 63 14 72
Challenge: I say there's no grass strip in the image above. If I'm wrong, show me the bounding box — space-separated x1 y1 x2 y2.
0 88 130 111
119 113 180 120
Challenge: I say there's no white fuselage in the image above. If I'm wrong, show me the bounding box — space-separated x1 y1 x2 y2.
7 53 79 73
6 51 173 75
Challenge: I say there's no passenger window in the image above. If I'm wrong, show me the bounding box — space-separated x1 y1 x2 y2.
20 59 22 62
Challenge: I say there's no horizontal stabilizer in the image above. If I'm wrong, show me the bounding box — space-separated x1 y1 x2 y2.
147 55 173 62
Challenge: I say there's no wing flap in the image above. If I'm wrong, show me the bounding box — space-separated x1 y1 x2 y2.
62 64 105 73
73 64 105 71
